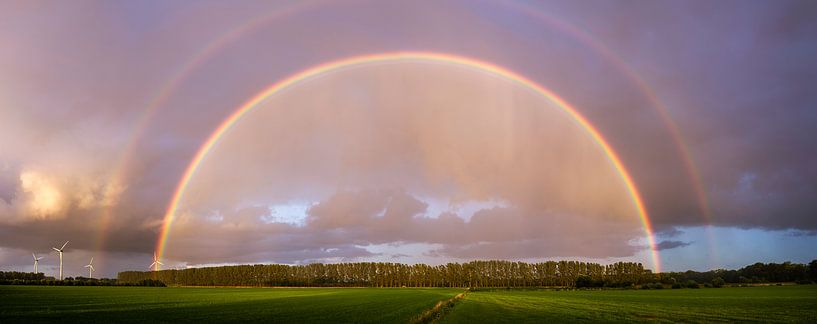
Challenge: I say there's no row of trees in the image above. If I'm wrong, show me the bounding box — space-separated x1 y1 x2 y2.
119 260 653 287
658 260 817 285
0 271 162 286
0 271 48 281
9 260 815 288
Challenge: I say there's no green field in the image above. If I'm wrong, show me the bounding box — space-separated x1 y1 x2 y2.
1 285 816 323
443 285 817 323
0 286 461 323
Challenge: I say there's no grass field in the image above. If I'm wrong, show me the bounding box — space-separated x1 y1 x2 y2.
443 285 817 323
0 286 461 323
1 285 816 323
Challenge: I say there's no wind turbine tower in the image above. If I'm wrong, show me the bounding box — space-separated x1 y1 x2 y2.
149 252 163 271
84 257 95 279
32 253 43 274
51 241 69 280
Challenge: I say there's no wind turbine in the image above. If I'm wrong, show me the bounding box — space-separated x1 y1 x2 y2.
84 257 95 279
149 252 163 271
32 253 43 274
52 241 69 280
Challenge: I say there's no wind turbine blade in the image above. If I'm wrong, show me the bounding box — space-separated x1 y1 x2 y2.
149 261 157 268
33 253 36 260
90 265 94 271
36 257 44 260
89 257 93 264
52 247 60 252
84 265 91 268
61 241 69 250
157 261 164 266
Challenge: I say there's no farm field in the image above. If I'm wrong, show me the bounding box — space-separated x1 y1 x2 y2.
0 286 461 323
1 285 816 323
443 285 817 323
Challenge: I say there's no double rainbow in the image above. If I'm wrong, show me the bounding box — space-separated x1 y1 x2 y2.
155 51 661 272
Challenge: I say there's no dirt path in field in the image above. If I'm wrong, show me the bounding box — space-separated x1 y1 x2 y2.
409 289 469 324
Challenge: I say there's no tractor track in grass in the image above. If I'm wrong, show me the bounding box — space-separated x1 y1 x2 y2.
409 289 469 324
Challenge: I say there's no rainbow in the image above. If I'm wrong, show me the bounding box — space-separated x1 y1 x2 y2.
92 1 704 272
154 51 662 272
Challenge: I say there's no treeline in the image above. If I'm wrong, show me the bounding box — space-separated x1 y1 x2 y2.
659 260 817 285
0 271 48 281
0 271 163 286
118 260 652 287
7 260 815 289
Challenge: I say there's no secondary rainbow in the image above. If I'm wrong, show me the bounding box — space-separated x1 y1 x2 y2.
155 51 662 272
93 0 322 257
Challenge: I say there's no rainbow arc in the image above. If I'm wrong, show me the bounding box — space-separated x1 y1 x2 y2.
154 52 661 272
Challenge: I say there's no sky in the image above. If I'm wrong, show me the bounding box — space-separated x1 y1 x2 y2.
1 0 816 278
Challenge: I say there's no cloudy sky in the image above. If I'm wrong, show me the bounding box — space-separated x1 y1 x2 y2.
1 0 815 278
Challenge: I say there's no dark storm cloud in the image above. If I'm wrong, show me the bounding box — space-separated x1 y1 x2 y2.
164 189 643 266
655 240 692 251
568 0 817 230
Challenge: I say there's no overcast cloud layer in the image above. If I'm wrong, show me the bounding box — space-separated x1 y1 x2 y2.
1 0 815 277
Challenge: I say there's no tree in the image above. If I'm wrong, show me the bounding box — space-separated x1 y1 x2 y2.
575 275 593 288
809 260 817 281
685 280 700 289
